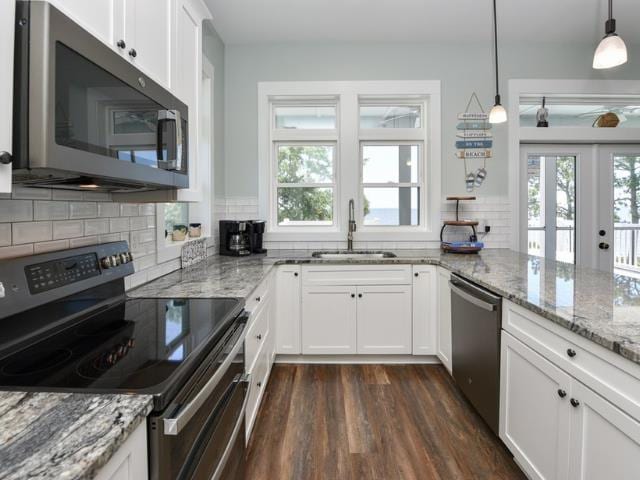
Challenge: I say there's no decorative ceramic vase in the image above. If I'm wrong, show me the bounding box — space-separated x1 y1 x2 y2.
188 223 202 238
172 224 188 241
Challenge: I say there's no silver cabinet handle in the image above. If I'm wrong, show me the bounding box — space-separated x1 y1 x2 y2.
449 282 498 312
163 324 246 435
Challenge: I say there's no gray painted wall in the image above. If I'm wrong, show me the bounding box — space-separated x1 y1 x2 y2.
203 24 226 197
224 41 640 197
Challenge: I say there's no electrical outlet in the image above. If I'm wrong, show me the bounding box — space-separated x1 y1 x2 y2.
477 219 490 234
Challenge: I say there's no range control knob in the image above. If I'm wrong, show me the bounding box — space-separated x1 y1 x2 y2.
101 257 113 269
119 252 132 264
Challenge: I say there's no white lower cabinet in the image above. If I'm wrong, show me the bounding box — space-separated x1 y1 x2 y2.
501 331 640 480
95 422 148 480
302 286 357 354
275 266 301 354
436 267 452 371
500 331 571 480
412 266 438 355
357 285 412 354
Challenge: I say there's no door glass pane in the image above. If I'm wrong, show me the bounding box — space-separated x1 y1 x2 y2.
360 105 422 129
274 106 336 130
362 144 419 183
277 187 333 225
613 154 640 272
527 155 544 256
519 97 640 128
277 145 334 184
556 156 576 263
362 187 419 226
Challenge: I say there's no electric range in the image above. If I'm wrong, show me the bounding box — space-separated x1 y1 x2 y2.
0 241 249 479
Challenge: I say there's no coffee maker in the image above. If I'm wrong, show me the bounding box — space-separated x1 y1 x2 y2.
248 220 267 254
219 221 252 256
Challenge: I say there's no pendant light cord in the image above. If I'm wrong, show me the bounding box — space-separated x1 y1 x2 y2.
609 0 613 20
493 0 500 98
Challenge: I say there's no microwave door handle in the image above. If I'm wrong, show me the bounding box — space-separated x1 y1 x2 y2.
163 323 247 435
156 110 180 171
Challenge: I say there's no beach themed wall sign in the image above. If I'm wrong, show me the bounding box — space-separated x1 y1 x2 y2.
456 92 492 192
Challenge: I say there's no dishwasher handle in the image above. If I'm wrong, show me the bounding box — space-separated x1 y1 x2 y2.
449 279 499 312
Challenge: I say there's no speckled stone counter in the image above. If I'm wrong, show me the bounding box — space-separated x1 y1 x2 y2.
0 392 152 480
130 249 640 365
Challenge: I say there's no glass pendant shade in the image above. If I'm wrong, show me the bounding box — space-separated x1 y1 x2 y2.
593 33 628 69
489 104 507 124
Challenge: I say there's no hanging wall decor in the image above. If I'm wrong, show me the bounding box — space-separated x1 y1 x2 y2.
456 92 492 192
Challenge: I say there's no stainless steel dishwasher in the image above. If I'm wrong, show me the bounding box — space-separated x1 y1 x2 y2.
450 274 502 436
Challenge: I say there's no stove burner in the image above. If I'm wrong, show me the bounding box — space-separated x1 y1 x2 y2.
76 338 159 380
1 348 73 376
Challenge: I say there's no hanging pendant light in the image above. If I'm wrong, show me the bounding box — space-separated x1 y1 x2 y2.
489 0 507 124
593 0 627 69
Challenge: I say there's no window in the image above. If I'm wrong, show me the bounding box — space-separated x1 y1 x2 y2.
259 81 441 241
164 202 189 242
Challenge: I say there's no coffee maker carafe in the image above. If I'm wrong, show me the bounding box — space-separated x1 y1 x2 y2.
219 220 251 256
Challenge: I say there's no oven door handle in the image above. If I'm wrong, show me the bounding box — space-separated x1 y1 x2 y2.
211 373 250 480
449 281 498 312
164 323 246 435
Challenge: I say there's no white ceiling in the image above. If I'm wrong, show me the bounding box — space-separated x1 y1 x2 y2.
204 0 639 46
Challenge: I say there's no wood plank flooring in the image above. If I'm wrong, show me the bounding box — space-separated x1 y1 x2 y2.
246 364 526 480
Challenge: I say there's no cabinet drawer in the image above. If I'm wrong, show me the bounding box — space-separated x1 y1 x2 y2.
503 300 640 422
245 336 270 440
301 265 411 286
245 299 270 374
245 275 272 313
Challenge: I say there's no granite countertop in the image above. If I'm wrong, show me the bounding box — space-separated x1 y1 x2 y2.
0 392 152 480
130 249 640 366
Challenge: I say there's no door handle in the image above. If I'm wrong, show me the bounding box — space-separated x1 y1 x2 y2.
599 242 610 250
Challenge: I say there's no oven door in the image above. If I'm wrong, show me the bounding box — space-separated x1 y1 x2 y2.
13 1 189 191
148 320 248 480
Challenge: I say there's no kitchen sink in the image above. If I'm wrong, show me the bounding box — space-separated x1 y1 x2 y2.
311 251 397 259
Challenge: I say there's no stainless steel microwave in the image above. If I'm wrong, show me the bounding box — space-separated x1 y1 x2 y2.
12 1 189 194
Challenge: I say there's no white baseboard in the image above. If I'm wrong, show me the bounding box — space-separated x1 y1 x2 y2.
275 354 442 365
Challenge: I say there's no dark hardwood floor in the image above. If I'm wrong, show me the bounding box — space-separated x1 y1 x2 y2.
246 364 526 480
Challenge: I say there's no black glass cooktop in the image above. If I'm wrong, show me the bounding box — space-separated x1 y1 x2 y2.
0 297 243 396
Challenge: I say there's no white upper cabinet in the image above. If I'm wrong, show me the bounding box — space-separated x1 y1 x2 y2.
50 0 123 48
52 0 172 89
124 0 173 88
0 0 15 193
412 266 437 355
357 285 412 354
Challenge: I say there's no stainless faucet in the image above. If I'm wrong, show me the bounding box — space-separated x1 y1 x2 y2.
348 199 356 251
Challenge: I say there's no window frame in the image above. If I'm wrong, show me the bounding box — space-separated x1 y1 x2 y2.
258 81 441 242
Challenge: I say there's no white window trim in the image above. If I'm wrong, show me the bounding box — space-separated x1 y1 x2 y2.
258 80 441 243
508 79 640 252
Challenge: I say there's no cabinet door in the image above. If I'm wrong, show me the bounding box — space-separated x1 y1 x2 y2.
568 380 640 480
94 421 148 480
436 267 452 371
0 0 15 193
357 285 412 354
412 266 437 355
302 286 357 354
275 266 301 354
173 0 204 201
127 0 172 88
50 0 123 48
500 332 571 480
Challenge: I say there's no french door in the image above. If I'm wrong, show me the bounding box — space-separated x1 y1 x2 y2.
521 144 640 274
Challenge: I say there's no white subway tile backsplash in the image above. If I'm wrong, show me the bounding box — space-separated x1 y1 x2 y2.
120 204 139 217
98 203 120 218
34 239 70 254
0 224 11 246
110 217 130 233
52 190 83 201
139 204 155 216
0 200 33 222
69 202 98 219
82 191 111 201
69 236 98 248
53 220 84 239
0 244 34 260
34 201 69 221
12 187 52 200
98 233 121 243
12 221 52 244
84 219 109 236
130 216 150 231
